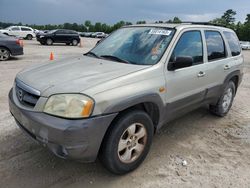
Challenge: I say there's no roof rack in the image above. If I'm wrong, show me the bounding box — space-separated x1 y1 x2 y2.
180 22 224 27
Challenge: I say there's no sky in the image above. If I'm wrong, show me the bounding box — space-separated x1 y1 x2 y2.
0 0 249 25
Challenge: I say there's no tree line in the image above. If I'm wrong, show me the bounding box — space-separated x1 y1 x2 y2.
0 9 249 41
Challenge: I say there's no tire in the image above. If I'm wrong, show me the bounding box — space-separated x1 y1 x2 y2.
99 110 154 174
66 43 70 46
46 38 53 45
3 33 9 36
0 47 11 61
209 81 236 117
72 39 78 46
40 42 45 45
26 34 33 40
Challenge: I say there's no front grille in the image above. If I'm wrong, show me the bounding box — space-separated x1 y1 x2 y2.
15 85 40 107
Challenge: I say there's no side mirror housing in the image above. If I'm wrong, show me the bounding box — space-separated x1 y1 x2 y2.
168 56 193 71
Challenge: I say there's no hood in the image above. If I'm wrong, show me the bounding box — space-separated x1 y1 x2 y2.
17 55 149 97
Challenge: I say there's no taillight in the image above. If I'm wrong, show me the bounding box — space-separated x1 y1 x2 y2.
16 39 23 47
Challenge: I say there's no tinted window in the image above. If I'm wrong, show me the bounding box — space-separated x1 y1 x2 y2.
56 30 66 34
11 27 20 31
224 31 241 56
21 27 32 31
205 31 226 61
170 31 203 64
67 30 77 34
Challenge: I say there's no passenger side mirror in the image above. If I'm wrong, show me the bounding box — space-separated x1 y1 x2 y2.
168 56 193 71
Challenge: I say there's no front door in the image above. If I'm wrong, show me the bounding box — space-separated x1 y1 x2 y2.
164 29 207 121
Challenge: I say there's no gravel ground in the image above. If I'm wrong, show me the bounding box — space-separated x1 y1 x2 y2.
0 39 250 188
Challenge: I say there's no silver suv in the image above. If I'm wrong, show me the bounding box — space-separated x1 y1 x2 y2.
9 23 244 174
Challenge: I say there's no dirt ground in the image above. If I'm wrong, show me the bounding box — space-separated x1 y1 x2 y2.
0 38 250 188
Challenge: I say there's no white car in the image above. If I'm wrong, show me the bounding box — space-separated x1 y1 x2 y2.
240 41 250 50
0 26 36 40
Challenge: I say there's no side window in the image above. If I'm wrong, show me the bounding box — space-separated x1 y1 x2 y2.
170 31 203 65
21 27 32 31
223 31 241 56
11 27 20 31
205 31 226 61
56 30 64 34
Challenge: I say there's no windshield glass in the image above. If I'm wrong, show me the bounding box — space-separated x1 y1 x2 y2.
90 27 175 65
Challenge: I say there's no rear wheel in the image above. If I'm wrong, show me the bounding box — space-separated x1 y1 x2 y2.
46 38 53 45
209 81 236 117
99 110 154 174
26 34 33 40
0 47 10 61
72 39 78 46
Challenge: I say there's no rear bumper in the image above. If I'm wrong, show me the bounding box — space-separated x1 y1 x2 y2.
9 89 117 162
11 46 23 56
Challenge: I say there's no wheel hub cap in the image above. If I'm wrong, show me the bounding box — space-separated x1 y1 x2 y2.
118 123 147 163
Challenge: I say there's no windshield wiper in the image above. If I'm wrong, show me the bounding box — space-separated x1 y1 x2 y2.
100 55 131 64
84 51 100 58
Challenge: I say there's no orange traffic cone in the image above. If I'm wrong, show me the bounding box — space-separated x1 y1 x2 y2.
50 52 54 61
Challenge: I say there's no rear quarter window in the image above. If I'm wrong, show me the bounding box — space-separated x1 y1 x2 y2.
21 27 32 31
223 31 241 56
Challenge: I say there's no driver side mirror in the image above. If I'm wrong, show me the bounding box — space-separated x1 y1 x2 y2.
168 56 193 71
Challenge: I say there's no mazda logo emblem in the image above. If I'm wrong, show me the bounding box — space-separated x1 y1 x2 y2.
17 89 23 101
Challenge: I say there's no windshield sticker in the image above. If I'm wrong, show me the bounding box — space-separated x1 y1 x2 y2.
149 29 172 36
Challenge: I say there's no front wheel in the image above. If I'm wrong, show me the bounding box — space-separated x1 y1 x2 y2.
46 38 53 45
209 81 236 117
0 47 10 61
99 110 154 174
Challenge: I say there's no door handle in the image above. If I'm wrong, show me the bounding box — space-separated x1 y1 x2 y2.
197 71 206 78
224 65 230 70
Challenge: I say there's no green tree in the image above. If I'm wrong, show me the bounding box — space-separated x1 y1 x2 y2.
136 21 146 24
221 9 236 25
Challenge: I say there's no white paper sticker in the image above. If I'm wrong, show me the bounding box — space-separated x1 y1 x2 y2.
149 29 172 36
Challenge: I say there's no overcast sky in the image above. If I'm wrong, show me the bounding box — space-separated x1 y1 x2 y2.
0 0 248 25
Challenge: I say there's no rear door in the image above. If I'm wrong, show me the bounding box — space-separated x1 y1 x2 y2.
202 30 233 101
20 27 32 38
204 30 243 102
165 29 208 119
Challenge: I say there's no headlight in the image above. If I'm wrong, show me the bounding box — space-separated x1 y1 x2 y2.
44 94 94 118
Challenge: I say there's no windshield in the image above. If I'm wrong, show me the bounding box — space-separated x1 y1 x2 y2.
89 27 175 65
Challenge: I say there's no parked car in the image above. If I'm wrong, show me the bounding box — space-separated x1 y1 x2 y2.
84 32 94 37
240 41 250 50
0 33 23 61
94 32 107 38
9 23 243 174
0 26 35 40
36 29 80 46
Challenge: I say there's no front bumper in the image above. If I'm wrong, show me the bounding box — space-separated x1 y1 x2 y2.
9 89 117 162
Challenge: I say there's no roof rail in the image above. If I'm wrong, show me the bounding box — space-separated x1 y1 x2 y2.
180 22 224 27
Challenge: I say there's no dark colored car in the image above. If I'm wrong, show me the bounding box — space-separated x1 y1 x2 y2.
0 33 23 61
36 29 80 46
